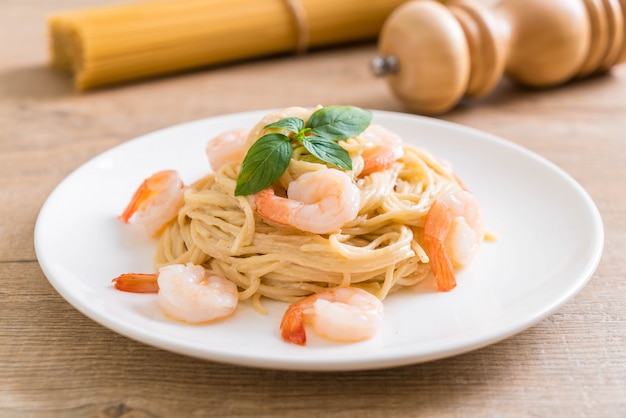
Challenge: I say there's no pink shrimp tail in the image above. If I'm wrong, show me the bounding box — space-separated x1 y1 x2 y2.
112 273 159 293
280 304 307 345
119 170 179 223
423 200 457 292
254 188 297 227
119 185 149 223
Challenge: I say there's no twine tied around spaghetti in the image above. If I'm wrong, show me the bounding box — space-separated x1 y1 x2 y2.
284 0 310 54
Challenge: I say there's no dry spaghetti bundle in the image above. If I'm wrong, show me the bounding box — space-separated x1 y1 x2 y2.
48 0 408 90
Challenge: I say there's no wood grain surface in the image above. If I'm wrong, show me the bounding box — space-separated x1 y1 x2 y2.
1 1 624 417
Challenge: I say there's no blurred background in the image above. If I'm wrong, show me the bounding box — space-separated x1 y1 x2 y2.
2 1 625 417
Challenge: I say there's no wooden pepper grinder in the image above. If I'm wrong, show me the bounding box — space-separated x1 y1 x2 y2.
372 0 626 114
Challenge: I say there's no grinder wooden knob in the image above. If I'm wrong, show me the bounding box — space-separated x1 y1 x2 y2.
373 0 626 114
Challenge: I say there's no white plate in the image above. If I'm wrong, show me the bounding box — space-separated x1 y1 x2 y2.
34 109 604 371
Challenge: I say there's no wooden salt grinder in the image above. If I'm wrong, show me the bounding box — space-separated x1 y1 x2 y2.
372 0 626 114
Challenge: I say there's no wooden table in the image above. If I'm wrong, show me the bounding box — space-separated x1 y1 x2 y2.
2 1 624 416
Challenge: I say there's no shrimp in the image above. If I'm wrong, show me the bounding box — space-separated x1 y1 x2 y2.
113 263 239 323
280 287 384 345
359 124 404 176
254 168 360 234
119 170 185 236
423 190 484 291
206 129 249 171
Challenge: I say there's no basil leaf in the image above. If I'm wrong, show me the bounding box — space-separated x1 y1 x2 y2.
306 105 372 141
234 133 292 196
302 136 353 170
234 106 372 195
264 117 304 135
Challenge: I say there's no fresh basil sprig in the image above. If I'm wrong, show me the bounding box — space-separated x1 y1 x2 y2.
234 105 372 196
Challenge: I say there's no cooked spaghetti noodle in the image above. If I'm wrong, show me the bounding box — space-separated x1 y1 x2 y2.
153 108 466 312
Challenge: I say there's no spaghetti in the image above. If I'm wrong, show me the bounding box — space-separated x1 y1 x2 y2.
47 0 408 90
152 107 470 312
